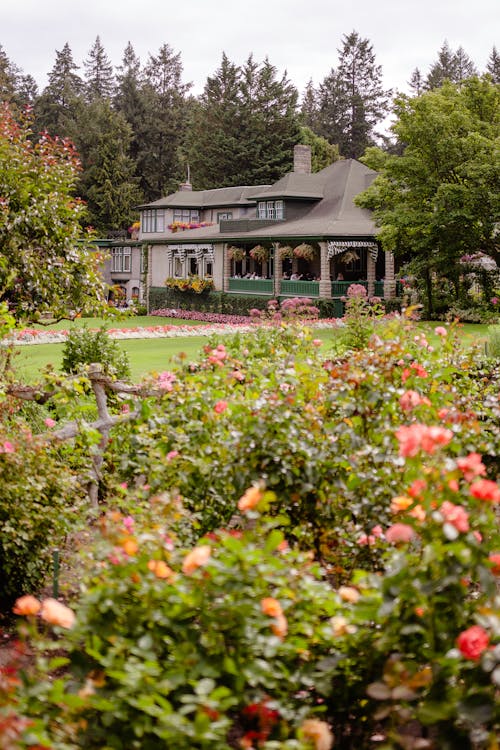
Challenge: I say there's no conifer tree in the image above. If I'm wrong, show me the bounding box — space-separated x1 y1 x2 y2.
140 44 191 199
83 36 115 101
34 43 83 138
486 46 500 84
182 52 242 188
316 31 390 158
408 68 424 96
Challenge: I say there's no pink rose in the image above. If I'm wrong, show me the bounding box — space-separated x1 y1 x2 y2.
435 326 447 336
44 417 56 428
214 400 228 414
385 523 416 544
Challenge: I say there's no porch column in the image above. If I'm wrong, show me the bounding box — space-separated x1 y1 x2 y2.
318 241 331 299
383 251 396 299
273 242 281 297
145 244 152 313
367 249 376 298
222 243 231 292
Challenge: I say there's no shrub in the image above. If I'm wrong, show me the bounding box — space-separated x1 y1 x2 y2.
0 430 85 607
14 504 340 749
61 325 130 379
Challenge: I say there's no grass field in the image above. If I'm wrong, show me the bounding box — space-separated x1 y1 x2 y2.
12 319 491 383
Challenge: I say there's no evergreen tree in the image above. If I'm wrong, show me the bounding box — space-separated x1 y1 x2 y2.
140 44 191 199
453 46 478 82
74 99 142 233
486 46 500 84
114 43 147 168
300 79 319 130
83 36 115 101
236 56 301 184
316 31 390 158
182 52 242 188
34 43 83 138
408 67 424 96
425 41 477 90
0 45 16 103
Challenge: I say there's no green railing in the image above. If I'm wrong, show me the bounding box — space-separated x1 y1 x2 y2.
228 278 273 294
280 280 319 297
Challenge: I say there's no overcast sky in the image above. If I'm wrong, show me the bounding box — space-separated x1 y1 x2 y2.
1 0 498 98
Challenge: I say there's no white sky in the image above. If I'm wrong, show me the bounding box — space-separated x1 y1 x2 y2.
1 0 498 98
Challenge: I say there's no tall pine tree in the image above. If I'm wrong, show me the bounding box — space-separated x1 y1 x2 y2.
182 52 242 188
35 43 83 138
316 31 390 158
83 36 115 101
486 46 500 84
140 44 191 199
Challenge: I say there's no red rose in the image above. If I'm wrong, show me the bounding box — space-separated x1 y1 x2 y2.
456 625 489 661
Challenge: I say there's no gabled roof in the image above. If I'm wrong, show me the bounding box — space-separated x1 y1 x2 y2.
154 159 378 242
137 185 270 210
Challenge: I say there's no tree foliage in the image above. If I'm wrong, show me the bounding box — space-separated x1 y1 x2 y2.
314 31 391 158
356 77 500 315
0 104 108 322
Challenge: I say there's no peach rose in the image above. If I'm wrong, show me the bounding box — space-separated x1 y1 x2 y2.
122 538 139 556
40 598 76 629
238 485 264 512
338 586 360 603
261 597 283 618
182 545 211 575
13 594 41 616
390 495 413 513
300 718 334 750
271 613 288 639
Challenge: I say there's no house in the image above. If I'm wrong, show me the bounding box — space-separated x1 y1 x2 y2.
136 145 397 310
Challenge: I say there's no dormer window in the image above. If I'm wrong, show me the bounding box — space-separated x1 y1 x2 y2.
173 209 200 223
257 200 284 220
142 209 165 233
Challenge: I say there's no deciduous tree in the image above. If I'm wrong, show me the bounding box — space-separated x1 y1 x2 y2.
356 78 500 315
0 104 107 321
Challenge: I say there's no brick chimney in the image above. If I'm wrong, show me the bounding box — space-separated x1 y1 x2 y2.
293 144 311 174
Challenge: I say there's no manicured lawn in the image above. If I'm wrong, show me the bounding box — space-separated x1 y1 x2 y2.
30 315 203 331
11 320 491 383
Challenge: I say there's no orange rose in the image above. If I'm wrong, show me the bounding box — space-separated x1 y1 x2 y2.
271 613 288 639
182 545 211 575
40 598 76 629
261 597 283 617
148 559 174 579
122 537 139 556
13 595 41 616
390 495 413 513
300 718 334 750
238 485 264 512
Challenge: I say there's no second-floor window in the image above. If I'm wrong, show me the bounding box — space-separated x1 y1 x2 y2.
173 209 200 223
111 247 132 273
217 211 233 222
257 200 284 220
142 209 165 233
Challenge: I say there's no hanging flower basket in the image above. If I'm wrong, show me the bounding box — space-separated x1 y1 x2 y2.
293 243 315 262
227 246 246 262
339 250 360 265
278 245 294 260
249 245 269 263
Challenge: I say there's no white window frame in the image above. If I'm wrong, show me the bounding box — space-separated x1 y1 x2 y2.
111 246 132 273
141 209 165 233
173 209 200 224
257 200 284 220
